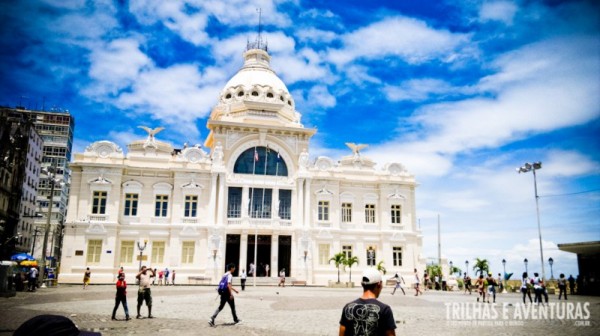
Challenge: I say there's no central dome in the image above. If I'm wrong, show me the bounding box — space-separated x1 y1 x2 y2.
222 49 290 96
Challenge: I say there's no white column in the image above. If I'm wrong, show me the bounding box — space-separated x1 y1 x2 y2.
272 188 279 219
296 178 304 227
271 234 278 278
216 173 226 226
304 179 311 227
240 233 248 271
208 174 218 225
242 186 249 218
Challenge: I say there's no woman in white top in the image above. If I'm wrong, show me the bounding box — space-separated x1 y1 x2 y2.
413 269 423 296
521 272 533 303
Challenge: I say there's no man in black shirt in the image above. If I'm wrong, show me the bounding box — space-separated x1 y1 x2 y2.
339 268 396 336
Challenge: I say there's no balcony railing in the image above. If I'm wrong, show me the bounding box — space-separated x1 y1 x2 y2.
88 214 107 222
182 218 198 224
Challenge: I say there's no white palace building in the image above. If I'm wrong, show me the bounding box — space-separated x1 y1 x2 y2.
59 43 425 285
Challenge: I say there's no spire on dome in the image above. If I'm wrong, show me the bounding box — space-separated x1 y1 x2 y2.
247 8 268 52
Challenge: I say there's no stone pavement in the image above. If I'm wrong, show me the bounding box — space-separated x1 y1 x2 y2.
0 284 598 335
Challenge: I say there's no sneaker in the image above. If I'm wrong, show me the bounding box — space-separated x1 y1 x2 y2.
125 316 131 321
148 315 154 319
136 315 142 319
234 319 242 325
208 319 215 327
111 317 116 321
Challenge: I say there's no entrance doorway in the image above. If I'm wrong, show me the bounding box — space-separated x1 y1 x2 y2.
247 235 271 276
278 235 291 276
225 234 240 276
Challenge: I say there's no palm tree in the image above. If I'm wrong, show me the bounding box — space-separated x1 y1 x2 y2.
376 260 387 275
472 258 490 276
345 256 359 282
329 252 346 283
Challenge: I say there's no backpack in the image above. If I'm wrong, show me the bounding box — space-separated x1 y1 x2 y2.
217 274 229 294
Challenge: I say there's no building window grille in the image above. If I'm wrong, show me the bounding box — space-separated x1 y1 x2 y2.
92 191 107 214
155 195 168 217
124 193 138 216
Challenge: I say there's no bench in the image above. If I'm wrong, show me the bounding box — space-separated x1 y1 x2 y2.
188 276 211 284
291 280 307 286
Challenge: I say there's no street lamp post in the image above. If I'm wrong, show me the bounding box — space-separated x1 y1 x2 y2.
502 259 507 293
524 258 528 274
39 164 62 288
548 257 554 280
465 260 469 276
449 261 453 276
137 240 147 271
517 161 545 280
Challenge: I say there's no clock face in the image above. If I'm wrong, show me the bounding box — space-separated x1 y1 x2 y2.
317 159 330 171
185 149 202 163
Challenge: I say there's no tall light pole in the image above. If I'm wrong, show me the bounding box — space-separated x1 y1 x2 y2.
39 164 62 288
548 257 554 280
524 258 528 274
517 161 545 280
137 240 147 271
465 260 469 276
502 259 507 293
449 261 453 276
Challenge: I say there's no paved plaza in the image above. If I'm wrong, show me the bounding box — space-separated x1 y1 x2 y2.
0 284 598 335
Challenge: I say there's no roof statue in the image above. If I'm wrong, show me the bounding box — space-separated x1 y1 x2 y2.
138 126 165 149
345 143 368 156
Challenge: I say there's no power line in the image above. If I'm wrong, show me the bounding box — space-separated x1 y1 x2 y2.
541 188 600 198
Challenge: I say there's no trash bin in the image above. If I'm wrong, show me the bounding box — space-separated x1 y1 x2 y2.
0 261 17 297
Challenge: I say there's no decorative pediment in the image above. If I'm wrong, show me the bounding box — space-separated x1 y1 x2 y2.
84 141 123 158
390 232 406 241
384 163 407 176
85 222 107 235
314 156 334 171
315 187 334 196
181 146 208 163
387 188 406 200
179 225 200 237
88 170 112 185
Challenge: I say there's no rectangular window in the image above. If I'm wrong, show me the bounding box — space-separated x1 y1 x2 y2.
249 188 272 218
393 246 403 267
120 240 134 264
155 195 168 217
181 241 195 264
342 245 353 259
151 241 165 264
184 195 198 217
318 201 329 221
318 244 330 265
365 204 376 223
124 193 138 216
391 204 402 224
92 191 107 214
341 203 352 223
86 239 102 264
278 189 292 220
227 187 242 218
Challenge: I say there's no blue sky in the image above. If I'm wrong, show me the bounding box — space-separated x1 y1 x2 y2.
1 0 598 279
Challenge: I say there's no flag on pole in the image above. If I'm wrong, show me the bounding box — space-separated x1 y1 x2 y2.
276 151 281 162
254 148 259 162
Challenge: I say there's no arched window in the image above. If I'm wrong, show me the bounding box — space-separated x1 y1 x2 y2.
233 146 288 176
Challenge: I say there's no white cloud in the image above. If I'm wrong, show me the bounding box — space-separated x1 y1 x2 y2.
86 38 153 96
543 150 600 177
296 28 338 43
384 78 466 102
479 1 518 25
327 16 472 65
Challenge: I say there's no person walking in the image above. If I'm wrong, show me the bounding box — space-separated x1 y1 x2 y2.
171 270 176 285
486 273 497 303
136 266 155 319
83 267 91 289
265 264 270 277
558 273 568 300
164 268 170 285
240 269 247 291
423 271 429 291
111 272 130 321
158 270 164 285
475 274 486 303
391 273 405 295
28 267 38 292
209 263 241 327
568 275 575 295
339 268 397 336
413 268 423 296
278 268 286 287
152 268 157 285
463 273 472 295
521 272 533 304
249 263 255 277
497 273 503 293
531 272 543 305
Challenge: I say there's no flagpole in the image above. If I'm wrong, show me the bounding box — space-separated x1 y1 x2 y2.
252 146 258 287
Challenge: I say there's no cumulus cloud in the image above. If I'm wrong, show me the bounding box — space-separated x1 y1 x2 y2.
479 1 518 25
384 78 468 102
327 16 472 65
296 28 338 44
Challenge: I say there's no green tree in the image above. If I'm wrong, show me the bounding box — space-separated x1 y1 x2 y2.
472 258 490 276
451 266 462 276
345 256 359 283
426 264 442 278
376 260 387 275
329 252 347 283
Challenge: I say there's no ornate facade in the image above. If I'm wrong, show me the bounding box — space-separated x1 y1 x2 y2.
59 46 424 285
